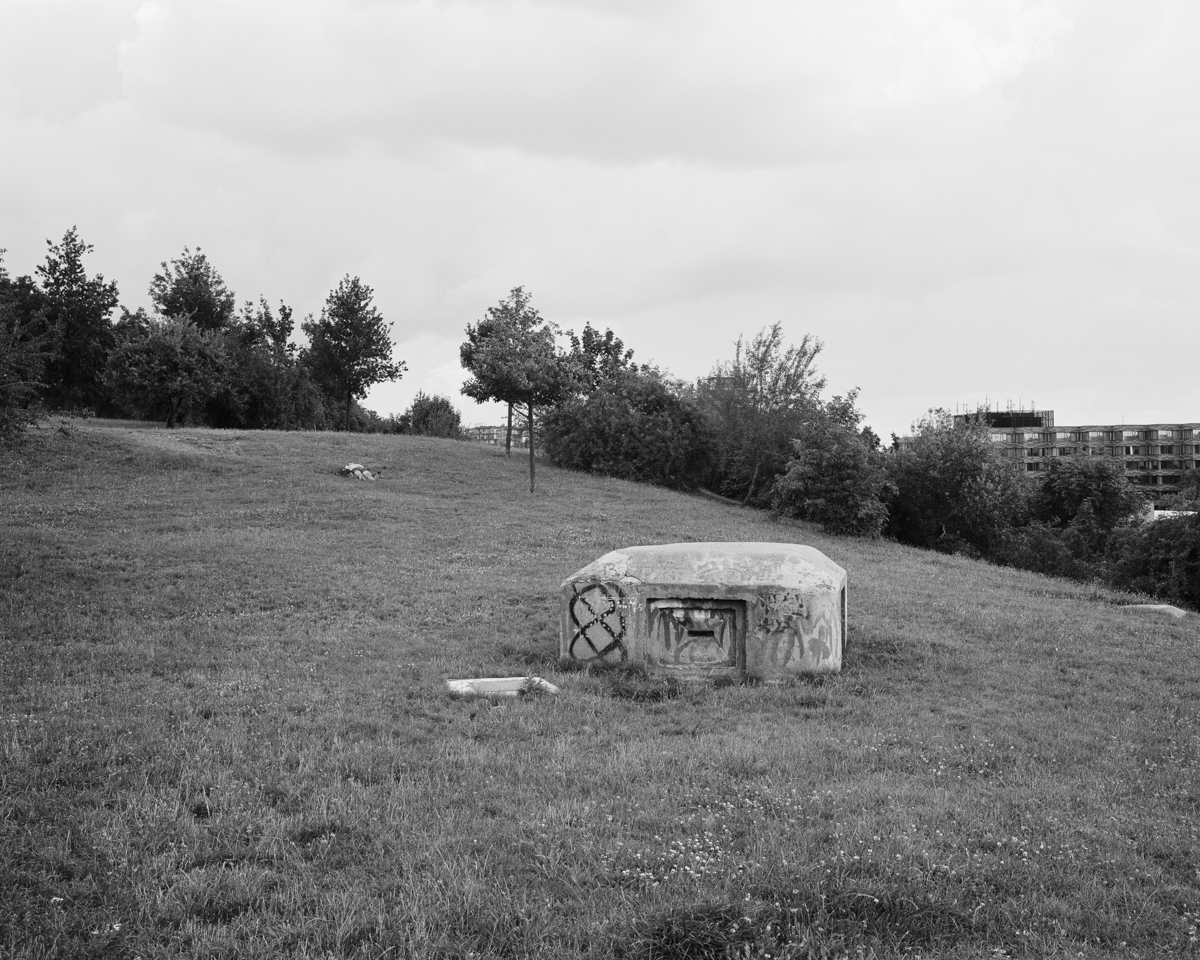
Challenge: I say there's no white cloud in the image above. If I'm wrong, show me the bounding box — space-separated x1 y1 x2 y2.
112 0 1077 165
2 0 1198 442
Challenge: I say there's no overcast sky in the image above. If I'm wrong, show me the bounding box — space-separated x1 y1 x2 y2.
2 0 1197 438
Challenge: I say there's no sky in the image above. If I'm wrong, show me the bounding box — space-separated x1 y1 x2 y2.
1 0 1197 439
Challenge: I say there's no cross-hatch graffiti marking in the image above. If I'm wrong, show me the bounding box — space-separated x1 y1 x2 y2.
569 582 627 660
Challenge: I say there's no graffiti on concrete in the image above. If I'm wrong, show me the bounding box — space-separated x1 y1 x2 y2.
568 582 627 660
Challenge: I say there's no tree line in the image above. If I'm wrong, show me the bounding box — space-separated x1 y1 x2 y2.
461 287 1200 610
1 228 418 442
4 233 1196 609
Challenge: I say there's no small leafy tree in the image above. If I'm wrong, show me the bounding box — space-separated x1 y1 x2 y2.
885 409 1028 556
105 317 229 427
148 247 236 332
543 368 714 490
567 322 635 392
772 390 892 537
35 227 120 411
399 391 462 438
698 324 825 505
302 276 405 432
461 286 542 456
461 287 576 491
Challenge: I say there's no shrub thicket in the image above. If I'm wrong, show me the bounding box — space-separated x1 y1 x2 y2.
1107 514 1200 609
543 369 714 490
697 324 825 506
399 391 462 437
772 391 892 537
884 411 1028 557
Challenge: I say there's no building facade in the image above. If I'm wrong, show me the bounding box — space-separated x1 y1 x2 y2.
462 424 530 447
955 410 1200 499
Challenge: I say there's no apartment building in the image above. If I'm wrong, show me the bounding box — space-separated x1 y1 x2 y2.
955 410 1200 499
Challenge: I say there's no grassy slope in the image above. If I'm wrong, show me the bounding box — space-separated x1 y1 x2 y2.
1 421 1198 960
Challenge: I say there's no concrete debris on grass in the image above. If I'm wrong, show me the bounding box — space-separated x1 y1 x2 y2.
1119 603 1188 620
445 676 560 698
339 462 383 481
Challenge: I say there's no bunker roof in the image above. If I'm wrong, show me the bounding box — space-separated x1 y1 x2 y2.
563 542 845 589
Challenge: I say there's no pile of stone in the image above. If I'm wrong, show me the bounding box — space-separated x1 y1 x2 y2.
340 462 382 481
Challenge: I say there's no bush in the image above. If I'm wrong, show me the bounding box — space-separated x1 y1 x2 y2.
1032 456 1145 544
1107 513 1200 610
998 519 1102 582
542 369 714 490
772 392 891 537
104 316 230 427
0 317 52 446
697 324 825 506
885 410 1027 557
399 391 461 438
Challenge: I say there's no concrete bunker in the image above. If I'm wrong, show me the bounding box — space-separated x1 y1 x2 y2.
561 542 847 680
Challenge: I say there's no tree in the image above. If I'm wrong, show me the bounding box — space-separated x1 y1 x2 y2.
1107 513 1200 611
885 409 1028 557
302 276 405 432
104 317 229 427
698 324 826 506
567 322 635 392
1032 456 1146 543
543 368 715 490
148 247 236 332
399 391 462 437
205 298 326 430
460 287 575 492
772 390 892 537
1163 469 1200 510
35 227 120 410
0 250 55 445
461 286 542 456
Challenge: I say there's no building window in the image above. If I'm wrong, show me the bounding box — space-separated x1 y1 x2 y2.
1161 445 1176 455
1088 431 1106 442
989 433 1009 444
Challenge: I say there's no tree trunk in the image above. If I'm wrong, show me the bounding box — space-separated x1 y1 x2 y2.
345 390 352 433
743 462 760 505
505 402 513 457
528 400 535 493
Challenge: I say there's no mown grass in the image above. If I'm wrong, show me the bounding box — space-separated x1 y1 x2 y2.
2 419 1199 959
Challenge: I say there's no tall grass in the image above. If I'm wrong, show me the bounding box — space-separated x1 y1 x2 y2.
2 420 1198 959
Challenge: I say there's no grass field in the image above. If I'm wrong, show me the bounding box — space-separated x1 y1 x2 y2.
2 419 1199 959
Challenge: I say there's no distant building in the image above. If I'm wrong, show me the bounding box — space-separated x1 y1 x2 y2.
953 408 1199 499
462 424 529 447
